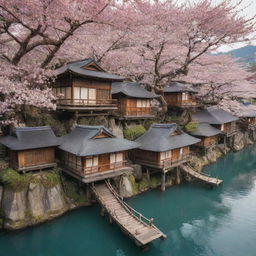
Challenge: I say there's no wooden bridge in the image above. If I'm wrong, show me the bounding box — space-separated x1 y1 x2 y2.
91 181 166 247
180 164 223 186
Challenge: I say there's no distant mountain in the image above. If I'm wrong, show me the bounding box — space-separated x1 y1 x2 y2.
218 45 256 65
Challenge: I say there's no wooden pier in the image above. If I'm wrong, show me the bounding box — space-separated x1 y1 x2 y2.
91 181 166 247
180 164 223 186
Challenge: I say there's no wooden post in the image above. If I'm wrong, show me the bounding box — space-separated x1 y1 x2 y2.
224 136 227 154
146 168 150 181
86 184 91 202
161 170 166 192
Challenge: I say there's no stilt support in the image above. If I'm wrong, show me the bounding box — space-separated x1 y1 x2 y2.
161 170 166 192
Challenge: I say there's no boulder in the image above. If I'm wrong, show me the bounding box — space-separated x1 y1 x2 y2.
2 188 27 229
28 183 46 218
44 183 66 214
119 175 134 198
131 164 143 180
233 131 245 151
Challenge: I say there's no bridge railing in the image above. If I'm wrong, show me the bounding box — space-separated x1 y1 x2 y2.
104 180 166 237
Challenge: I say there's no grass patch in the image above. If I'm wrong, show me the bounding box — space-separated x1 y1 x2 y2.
0 168 61 191
124 125 146 141
184 120 198 132
0 168 29 191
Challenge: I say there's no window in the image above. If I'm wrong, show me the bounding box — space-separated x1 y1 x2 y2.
137 99 142 107
182 92 188 101
221 124 225 131
110 152 124 163
86 156 98 167
160 151 172 160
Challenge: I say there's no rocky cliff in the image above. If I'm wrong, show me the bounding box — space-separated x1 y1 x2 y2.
0 172 90 230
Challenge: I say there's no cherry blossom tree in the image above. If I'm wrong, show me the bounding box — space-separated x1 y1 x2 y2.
0 0 255 122
0 0 131 122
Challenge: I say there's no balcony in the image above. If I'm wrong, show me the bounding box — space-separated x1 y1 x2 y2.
119 107 155 120
61 161 132 183
223 129 238 137
170 101 202 108
56 99 118 112
134 154 191 170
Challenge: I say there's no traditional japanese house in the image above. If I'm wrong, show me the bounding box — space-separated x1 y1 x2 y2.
112 82 159 119
133 123 200 170
192 106 239 137
189 123 222 149
238 109 256 131
58 125 139 183
163 81 201 108
52 58 124 113
0 126 61 172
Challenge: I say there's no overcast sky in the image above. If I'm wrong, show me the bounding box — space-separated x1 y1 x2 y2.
179 0 256 52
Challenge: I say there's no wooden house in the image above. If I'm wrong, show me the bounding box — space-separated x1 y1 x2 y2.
58 125 139 183
163 81 201 108
0 126 61 172
192 106 239 137
112 82 159 119
238 109 256 131
133 124 200 170
189 123 222 149
52 58 124 113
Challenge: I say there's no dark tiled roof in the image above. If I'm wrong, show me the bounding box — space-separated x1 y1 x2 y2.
135 123 200 152
0 126 62 151
192 106 239 125
190 123 222 137
58 125 139 156
56 58 124 81
163 81 198 93
112 82 159 99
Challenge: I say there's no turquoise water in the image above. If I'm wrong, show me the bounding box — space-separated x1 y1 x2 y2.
1 146 256 256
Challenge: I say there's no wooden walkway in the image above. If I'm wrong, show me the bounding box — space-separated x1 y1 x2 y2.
91 181 166 247
180 164 223 186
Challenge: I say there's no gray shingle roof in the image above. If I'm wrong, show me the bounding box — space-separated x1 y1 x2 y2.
58 125 139 156
56 58 124 81
112 82 159 99
135 123 200 152
0 126 62 151
190 123 222 137
192 106 239 125
163 81 198 93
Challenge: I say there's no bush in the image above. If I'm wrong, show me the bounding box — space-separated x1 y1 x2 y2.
0 168 61 191
123 125 146 141
0 168 29 191
184 121 198 132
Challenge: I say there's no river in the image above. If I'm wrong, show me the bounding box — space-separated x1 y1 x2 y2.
0 145 256 256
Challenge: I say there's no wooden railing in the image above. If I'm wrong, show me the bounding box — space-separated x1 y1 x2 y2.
122 107 154 117
84 160 128 174
57 98 117 106
105 180 166 238
162 154 191 168
224 129 238 137
173 101 201 107
134 154 191 168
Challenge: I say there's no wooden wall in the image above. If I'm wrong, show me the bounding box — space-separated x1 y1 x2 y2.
52 75 112 102
164 92 195 106
10 148 55 170
60 151 126 176
214 122 236 134
196 135 218 147
115 97 152 116
133 146 190 168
